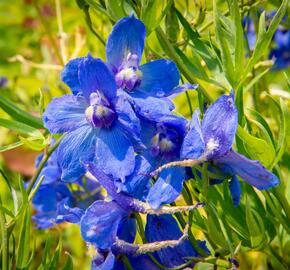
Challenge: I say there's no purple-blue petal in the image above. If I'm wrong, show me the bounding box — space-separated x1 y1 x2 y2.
43 94 88 134
214 150 279 190
78 55 117 102
95 124 135 181
147 167 185 209
145 214 199 268
116 155 152 200
138 59 180 97
91 251 116 270
202 91 238 159
80 200 127 249
106 15 145 71
229 175 241 207
61 57 84 95
180 110 205 159
57 125 97 182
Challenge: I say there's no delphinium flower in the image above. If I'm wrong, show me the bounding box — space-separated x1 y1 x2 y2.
118 113 192 209
80 164 204 269
61 15 196 122
43 55 140 182
105 15 197 118
31 151 102 229
151 91 279 205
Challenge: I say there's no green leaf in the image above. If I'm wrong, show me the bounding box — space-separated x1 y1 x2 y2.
245 197 266 249
61 252 74 270
0 96 43 129
105 0 127 21
140 0 173 34
0 118 41 136
16 208 31 268
237 126 275 168
165 3 179 43
239 0 289 86
0 141 23 153
19 135 47 151
213 0 235 87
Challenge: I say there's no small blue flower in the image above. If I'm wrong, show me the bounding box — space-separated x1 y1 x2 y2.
119 113 189 209
32 152 102 229
180 92 279 203
44 55 140 182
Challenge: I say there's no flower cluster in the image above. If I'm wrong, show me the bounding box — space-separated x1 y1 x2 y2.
34 15 279 269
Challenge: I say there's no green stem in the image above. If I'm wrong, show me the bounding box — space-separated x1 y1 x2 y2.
121 256 134 270
272 186 290 222
0 196 8 270
27 135 64 194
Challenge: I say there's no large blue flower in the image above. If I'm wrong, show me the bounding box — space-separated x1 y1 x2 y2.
61 15 195 121
43 55 140 182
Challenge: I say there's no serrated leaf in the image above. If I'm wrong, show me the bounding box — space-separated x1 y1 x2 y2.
0 96 43 129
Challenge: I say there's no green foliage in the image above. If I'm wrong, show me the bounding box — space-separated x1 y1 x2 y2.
0 0 289 269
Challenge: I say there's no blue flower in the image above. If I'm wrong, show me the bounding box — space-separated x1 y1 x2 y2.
61 16 195 121
43 55 140 182
179 91 279 203
32 152 102 229
117 113 190 209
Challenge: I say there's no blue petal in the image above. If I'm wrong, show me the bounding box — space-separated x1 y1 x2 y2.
33 185 57 212
145 214 198 268
38 165 61 185
147 167 185 209
214 150 279 190
117 217 136 243
116 155 152 200
138 60 179 97
78 55 117 102
128 255 160 270
56 198 84 224
95 124 135 181
61 57 84 95
131 93 174 121
80 200 127 249
57 125 97 182
106 15 145 71
202 91 238 159
114 92 141 137
181 110 205 159
229 175 241 207
32 213 55 229
43 94 88 134
91 251 116 270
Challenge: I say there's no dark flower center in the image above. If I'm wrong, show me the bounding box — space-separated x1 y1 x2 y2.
115 53 142 92
85 92 116 128
150 124 181 160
